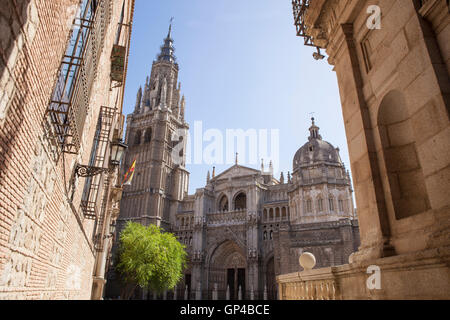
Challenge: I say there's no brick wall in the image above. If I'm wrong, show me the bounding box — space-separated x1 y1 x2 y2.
0 0 132 299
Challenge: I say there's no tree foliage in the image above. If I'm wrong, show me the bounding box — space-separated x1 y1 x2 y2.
116 221 187 297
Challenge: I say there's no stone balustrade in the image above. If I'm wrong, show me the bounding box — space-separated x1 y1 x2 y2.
207 209 247 226
277 248 450 300
278 253 341 300
279 278 340 300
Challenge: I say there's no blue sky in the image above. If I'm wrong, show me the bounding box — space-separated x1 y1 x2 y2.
123 0 351 194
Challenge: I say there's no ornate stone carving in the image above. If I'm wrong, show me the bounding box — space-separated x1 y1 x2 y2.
247 247 258 261
9 210 41 255
66 264 82 290
192 250 204 263
56 220 67 244
50 243 64 265
0 252 32 287
45 268 58 288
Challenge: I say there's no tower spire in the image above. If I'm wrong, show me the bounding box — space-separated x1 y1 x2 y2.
168 17 174 38
157 18 176 63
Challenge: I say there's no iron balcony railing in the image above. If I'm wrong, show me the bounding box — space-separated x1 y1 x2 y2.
46 0 111 154
81 106 115 220
292 0 316 47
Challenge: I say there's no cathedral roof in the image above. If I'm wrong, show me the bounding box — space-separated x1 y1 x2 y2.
293 118 343 170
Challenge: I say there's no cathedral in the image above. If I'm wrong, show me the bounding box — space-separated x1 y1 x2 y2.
108 26 360 300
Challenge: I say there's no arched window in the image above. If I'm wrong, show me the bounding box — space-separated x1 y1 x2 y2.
269 230 273 240
282 207 287 220
328 197 334 212
317 198 324 212
234 192 247 210
263 231 267 240
145 128 152 143
338 199 344 212
306 199 312 213
134 130 141 145
378 90 430 219
219 195 228 212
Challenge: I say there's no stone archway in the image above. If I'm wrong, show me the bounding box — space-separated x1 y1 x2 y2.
233 192 247 210
207 240 246 300
218 194 229 212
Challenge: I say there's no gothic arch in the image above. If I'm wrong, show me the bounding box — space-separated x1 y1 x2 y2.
206 240 247 299
134 129 141 146
144 128 152 143
233 191 247 210
206 239 247 266
217 193 229 212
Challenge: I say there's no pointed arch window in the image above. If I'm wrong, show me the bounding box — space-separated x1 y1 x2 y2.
134 130 141 146
145 128 152 143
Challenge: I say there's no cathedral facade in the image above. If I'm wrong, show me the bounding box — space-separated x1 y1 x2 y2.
108 27 359 300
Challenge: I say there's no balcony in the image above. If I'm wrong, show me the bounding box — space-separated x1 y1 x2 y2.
46 0 111 154
207 209 247 226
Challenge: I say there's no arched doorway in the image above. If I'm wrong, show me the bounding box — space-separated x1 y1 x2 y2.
266 257 277 300
208 240 246 300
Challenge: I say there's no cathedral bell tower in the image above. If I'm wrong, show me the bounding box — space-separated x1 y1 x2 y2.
120 23 190 230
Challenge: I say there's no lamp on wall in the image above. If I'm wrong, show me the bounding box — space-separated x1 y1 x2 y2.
109 139 127 166
109 220 117 236
75 139 128 177
312 47 325 60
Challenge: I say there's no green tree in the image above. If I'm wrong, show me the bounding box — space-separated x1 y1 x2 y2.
116 221 187 299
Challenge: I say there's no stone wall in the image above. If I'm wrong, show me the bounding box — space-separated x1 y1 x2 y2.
280 0 450 299
299 0 449 261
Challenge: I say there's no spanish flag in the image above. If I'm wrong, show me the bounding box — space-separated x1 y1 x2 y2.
122 159 136 186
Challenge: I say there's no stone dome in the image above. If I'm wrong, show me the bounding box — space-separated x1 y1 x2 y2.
293 118 343 170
